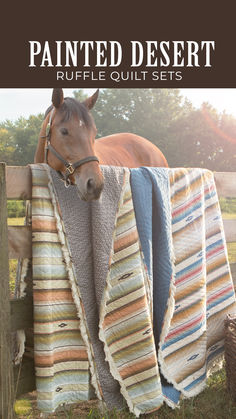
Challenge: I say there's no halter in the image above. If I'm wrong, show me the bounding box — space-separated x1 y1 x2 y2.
41 108 99 187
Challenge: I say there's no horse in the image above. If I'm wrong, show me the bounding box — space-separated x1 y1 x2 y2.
35 88 168 201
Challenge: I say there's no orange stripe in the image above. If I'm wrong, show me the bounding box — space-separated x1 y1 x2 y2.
33 290 73 302
35 349 88 366
207 273 231 292
119 353 157 379
171 173 202 203
114 230 138 253
206 256 228 275
175 278 205 301
32 219 57 232
103 296 146 327
169 299 204 324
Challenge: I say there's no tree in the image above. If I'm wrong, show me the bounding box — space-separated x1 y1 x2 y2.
0 114 44 165
169 103 236 170
0 89 235 171
0 127 16 164
73 88 191 163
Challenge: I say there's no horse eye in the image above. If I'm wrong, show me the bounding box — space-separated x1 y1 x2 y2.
61 128 68 135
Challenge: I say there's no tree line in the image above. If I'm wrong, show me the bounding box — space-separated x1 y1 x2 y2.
1 89 236 171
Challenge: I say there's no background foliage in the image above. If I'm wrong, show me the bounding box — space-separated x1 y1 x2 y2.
1 88 236 171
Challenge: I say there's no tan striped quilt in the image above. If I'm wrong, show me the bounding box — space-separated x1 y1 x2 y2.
159 168 236 396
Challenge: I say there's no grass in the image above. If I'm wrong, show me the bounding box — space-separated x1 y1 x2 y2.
221 211 236 264
14 399 32 416
221 198 236 263
227 242 236 264
9 259 18 294
8 217 25 295
14 368 236 418
220 197 236 215
222 212 236 219
7 217 25 296
8 217 25 225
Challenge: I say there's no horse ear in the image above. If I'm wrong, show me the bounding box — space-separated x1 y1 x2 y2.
83 89 99 110
52 88 64 108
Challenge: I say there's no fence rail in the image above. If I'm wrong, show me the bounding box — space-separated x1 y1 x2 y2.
1 163 236 418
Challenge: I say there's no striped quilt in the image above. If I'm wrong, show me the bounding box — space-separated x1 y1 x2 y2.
31 166 94 411
30 164 236 415
31 164 163 417
130 167 236 405
159 168 236 397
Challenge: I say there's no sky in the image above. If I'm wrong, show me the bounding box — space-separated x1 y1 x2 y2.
0 88 236 122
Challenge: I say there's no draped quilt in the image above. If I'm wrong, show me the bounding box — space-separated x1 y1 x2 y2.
131 167 236 405
31 164 162 417
160 168 236 396
29 164 236 416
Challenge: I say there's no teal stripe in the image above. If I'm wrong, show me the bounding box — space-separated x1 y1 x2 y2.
37 390 91 412
137 394 163 414
33 265 67 278
37 371 90 390
33 244 63 258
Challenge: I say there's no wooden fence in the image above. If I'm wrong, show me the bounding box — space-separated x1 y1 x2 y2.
1 163 236 418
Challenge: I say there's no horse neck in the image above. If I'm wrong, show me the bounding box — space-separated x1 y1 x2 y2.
34 119 48 163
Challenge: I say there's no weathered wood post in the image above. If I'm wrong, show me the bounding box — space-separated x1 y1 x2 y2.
0 162 15 419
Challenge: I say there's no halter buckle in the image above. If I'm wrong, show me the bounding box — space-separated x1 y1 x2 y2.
64 178 71 188
59 176 72 188
66 163 75 175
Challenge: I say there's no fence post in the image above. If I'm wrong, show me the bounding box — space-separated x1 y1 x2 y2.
0 163 15 419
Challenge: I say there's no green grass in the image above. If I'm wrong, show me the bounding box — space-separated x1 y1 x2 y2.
220 197 236 263
227 242 236 263
14 368 236 418
8 217 25 225
14 399 32 416
7 200 26 218
222 212 236 219
220 197 236 215
9 259 18 294
220 198 236 266
8 217 25 295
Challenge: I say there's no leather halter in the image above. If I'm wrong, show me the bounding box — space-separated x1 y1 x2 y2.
41 108 99 187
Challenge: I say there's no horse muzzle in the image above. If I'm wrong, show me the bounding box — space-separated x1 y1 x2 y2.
74 171 104 201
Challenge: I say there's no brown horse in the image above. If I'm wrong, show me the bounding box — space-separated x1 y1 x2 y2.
35 88 168 201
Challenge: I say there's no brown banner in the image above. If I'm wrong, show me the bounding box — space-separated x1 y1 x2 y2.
0 3 235 88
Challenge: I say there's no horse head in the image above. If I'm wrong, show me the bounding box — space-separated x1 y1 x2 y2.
38 88 104 201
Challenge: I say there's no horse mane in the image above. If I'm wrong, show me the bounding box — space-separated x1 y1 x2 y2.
44 97 93 128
